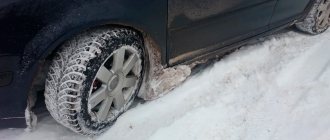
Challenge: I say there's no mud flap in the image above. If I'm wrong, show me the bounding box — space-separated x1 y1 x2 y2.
25 91 38 132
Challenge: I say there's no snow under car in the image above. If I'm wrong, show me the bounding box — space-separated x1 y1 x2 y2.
0 0 329 136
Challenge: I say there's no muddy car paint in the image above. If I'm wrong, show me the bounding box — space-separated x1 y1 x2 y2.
167 0 312 65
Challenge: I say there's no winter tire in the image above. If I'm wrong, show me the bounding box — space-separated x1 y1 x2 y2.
296 0 330 34
44 27 145 136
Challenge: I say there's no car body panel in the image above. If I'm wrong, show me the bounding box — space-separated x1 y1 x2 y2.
167 0 277 65
271 0 311 25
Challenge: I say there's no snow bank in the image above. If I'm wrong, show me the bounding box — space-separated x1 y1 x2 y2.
1 30 330 140
99 30 330 140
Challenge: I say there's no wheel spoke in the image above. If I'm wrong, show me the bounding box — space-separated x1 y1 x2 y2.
97 97 113 121
89 85 108 109
113 90 125 110
319 2 328 11
324 18 330 26
321 12 328 21
113 48 125 72
123 88 135 102
123 76 138 88
96 66 113 83
320 15 329 27
123 54 138 75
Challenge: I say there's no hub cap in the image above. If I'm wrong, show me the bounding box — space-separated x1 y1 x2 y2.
316 0 330 31
88 46 141 122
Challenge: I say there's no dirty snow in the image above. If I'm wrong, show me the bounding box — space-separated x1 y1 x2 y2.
1 29 330 140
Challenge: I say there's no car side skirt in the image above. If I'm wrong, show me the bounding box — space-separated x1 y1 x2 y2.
168 0 315 66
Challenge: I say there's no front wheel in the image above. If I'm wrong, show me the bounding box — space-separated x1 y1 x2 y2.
296 0 330 34
44 27 145 136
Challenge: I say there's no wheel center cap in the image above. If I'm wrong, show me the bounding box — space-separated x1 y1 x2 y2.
107 74 119 91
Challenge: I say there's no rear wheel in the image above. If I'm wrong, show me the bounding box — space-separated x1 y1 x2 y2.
44 27 144 136
296 0 330 34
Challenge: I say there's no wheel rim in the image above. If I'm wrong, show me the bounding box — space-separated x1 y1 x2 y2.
316 0 330 31
88 46 142 122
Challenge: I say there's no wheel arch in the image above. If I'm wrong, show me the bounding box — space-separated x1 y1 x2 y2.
40 23 165 64
28 23 164 91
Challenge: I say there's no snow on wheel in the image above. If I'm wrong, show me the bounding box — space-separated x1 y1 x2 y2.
296 0 330 34
44 27 145 136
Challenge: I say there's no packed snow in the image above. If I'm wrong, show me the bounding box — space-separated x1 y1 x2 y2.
1 29 330 140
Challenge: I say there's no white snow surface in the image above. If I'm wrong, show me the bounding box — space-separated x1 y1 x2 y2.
1 30 330 140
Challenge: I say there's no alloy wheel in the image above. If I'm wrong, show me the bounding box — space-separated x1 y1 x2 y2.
88 46 142 122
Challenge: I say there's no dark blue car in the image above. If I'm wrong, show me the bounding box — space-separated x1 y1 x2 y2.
0 0 329 136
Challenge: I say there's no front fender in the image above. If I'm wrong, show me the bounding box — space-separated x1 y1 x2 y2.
20 0 167 72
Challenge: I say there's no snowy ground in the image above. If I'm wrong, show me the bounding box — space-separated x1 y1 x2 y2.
1 29 330 140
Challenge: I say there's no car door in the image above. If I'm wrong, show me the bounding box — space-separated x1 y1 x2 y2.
167 0 277 65
270 0 312 27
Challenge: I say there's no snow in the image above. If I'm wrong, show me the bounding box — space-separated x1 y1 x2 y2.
0 114 85 140
1 29 330 140
149 65 191 99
